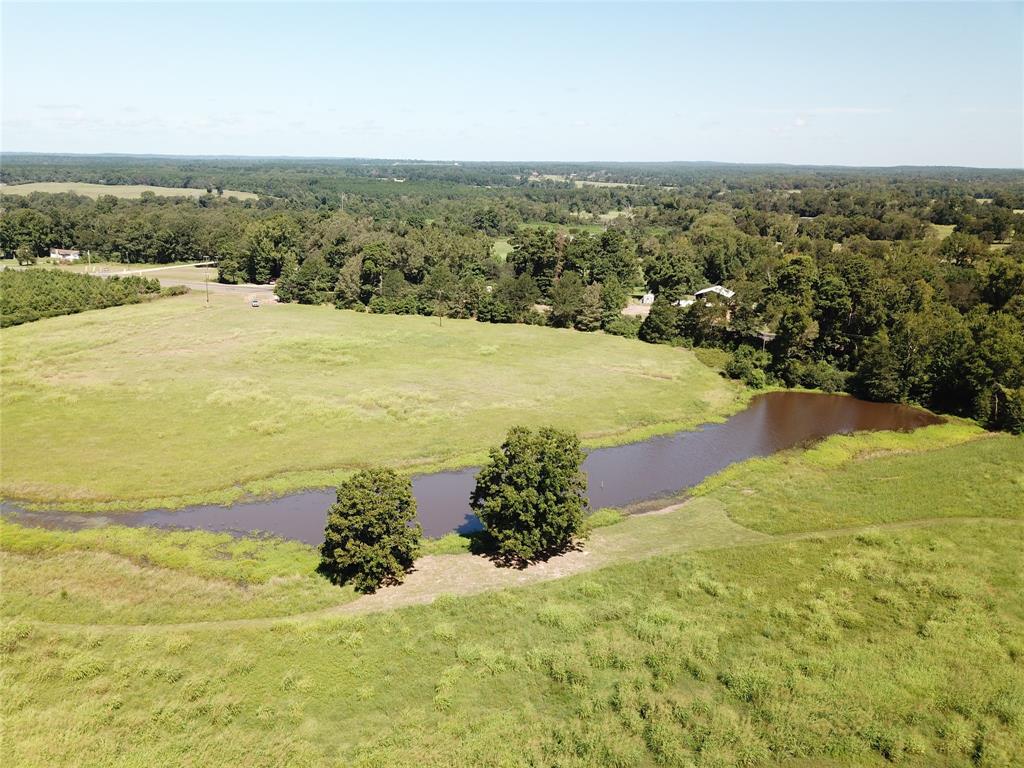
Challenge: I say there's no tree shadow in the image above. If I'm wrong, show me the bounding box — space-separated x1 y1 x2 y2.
316 558 418 594
468 533 584 570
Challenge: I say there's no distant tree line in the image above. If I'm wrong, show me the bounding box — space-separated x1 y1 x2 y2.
2 157 1022 430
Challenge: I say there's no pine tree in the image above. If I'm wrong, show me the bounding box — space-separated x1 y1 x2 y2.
638 296 680 344
574 283 603 332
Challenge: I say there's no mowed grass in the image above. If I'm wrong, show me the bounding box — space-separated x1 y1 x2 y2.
491 237 512 260
0 292 742 508
0 182 257 200
0 259 212 278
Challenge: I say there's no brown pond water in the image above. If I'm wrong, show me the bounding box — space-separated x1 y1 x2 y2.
1 392 941 543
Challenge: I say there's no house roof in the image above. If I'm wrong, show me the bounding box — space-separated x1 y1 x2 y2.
695 285 735 299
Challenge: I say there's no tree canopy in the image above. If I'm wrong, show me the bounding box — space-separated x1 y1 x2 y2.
470 426 587 563
319 468 422 593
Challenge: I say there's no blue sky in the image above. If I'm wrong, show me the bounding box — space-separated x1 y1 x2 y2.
3 2 1022 167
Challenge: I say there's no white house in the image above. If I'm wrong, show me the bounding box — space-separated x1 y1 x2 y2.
695 285 735 300
639 292 655 305
49 248 81 263
672 297 696 308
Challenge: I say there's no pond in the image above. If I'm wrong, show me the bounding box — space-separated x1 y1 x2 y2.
1 392 942 543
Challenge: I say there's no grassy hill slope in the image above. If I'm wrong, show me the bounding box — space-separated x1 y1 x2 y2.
3 429 1021 767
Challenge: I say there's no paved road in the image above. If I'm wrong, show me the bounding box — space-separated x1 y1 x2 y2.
97 263 277 298
154 278 276 297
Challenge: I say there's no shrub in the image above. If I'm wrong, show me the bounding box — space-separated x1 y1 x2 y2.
603 315 642 338
470 426 587 563
522 307 549 326
319 468 421 593
725 345 771 388
368 294 421 316
791 359 849 393
476 293 516 323
584 508 625 531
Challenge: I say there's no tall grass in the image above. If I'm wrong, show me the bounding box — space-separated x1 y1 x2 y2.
3 429 1023 764
4 520 1021 766
0 522 346 623
694 424 1022 534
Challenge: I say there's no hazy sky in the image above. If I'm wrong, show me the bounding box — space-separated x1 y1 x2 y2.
3 2 1022 167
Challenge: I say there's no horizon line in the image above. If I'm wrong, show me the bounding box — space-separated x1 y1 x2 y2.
2 151 1022 172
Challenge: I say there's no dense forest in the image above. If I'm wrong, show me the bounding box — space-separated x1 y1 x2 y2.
2 154 1022 430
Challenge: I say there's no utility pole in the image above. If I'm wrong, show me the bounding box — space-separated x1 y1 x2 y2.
205 264 210 306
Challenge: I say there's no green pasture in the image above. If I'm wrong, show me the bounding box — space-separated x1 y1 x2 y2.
0 182 257 200
0 292 741 509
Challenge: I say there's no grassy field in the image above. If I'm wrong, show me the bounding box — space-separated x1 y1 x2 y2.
0 292 742 509
520 220 607 234
491 237 512 260
0 182 257 200
1 258 123 273
693 422 1022 533
928 223 956 240
531 174 641 189
2 427 1021 766
117 264 218 282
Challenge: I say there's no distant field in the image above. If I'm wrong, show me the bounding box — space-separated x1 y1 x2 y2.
520 220 606 234
575 179 640 189
0 293 742 509
928 223 956 239
491 238 512 260
0 258 207 275
0 182 258 200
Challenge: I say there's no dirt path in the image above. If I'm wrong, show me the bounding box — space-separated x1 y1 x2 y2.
24 502 1019 635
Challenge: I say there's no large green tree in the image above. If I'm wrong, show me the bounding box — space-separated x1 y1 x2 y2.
639 296 681 344
470 426 587 563
548 272 584 328
319 468 422 593
574 283 604 332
